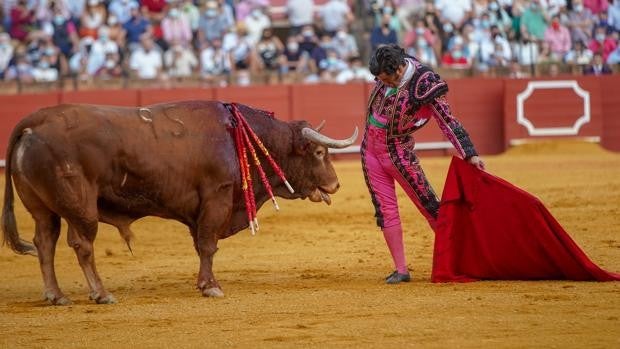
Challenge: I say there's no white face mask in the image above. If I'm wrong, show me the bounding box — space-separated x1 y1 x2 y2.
287 42 299 52
336 31 347 40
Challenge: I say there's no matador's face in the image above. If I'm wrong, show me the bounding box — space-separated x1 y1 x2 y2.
376 63 406 88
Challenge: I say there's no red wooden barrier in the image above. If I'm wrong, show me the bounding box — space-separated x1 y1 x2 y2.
0 92 60 159
214 85 291 121
61 89 139 106
140 87 216 106
600 75 620 152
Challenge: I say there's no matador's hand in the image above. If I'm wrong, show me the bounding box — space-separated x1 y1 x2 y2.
468 156 485 171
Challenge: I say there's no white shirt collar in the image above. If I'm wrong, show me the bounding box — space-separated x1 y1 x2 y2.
398 58 414 89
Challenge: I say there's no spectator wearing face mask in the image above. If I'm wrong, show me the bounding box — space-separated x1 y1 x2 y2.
32 54 58 82
319 0 354 37
34 0 70 24
50 9 79 57
568 0 595 44
129 35 163 79
318 48 348 73
244 6 271 45
124 4 152 50
521 0 548 41
107 15 127 49
198 1 231 46
370 14 398 52
544 15 571 60
331 27 358 61
109 0 140 24
95 51 123 79
5 53 35 82
564 40 593 65
80 0 105 39
587 25 617 62
281 35 309 79
286 0 315 36
255 28 283 84
165 43 198 78
162 5 192 47
88 26 119 75
335 55 374 84
69 37 94 79
297 25 319 55
180 0 201 36
441 42 469 68
200 39 232 86
373 0 400 34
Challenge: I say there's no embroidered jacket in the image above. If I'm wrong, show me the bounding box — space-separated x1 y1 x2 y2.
367 58 478 159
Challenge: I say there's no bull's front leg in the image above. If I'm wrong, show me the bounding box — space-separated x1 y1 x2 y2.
194 185 233 298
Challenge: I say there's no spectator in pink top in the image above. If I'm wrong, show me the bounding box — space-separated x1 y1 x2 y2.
162 5 192 47
9 0 34 42
587 25 617 61
544 15 572 60
403 18 437 52
583 0 608 15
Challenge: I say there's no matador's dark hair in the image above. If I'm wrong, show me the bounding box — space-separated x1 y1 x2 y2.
369 44 407 76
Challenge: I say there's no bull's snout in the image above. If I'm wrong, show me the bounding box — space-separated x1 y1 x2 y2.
320 182 340 194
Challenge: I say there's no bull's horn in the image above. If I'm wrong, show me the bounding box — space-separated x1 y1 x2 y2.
301 126 358 149
315 120 326 132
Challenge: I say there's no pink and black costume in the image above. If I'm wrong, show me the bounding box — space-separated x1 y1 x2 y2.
361 57 478 277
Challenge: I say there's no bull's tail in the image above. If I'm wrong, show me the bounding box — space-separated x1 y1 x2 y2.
2 119 37 256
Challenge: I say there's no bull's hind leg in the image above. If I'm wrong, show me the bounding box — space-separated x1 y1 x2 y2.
58 177 115 304
33 212 69 305
66 221 116 304
13 177 70 305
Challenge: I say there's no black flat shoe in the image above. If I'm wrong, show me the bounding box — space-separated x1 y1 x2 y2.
385 271 411 284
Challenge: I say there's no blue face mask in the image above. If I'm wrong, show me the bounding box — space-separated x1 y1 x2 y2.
54 15 65 25
453 51 463 59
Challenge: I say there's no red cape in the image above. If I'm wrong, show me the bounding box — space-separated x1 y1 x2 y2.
432 157 620 282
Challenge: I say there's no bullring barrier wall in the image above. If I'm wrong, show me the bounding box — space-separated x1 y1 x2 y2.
1 75 619 166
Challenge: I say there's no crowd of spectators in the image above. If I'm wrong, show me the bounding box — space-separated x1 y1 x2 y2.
0 0 618 88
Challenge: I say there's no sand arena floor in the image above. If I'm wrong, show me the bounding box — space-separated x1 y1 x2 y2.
0 141 618 348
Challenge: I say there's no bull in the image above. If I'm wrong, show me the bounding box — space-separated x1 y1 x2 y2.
1 101 357 305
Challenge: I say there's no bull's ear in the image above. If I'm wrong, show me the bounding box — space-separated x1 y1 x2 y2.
293 131 311 155
291 122 311 155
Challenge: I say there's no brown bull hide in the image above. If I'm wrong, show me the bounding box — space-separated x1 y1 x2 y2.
1 101 355 304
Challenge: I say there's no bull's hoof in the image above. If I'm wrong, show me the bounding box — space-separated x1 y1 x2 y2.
96 294 117 304
90 292 117 304
202 287 225 298
43 291 72 306
54 296 73 306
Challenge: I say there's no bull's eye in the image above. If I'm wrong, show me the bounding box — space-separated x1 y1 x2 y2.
315 149 325 158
